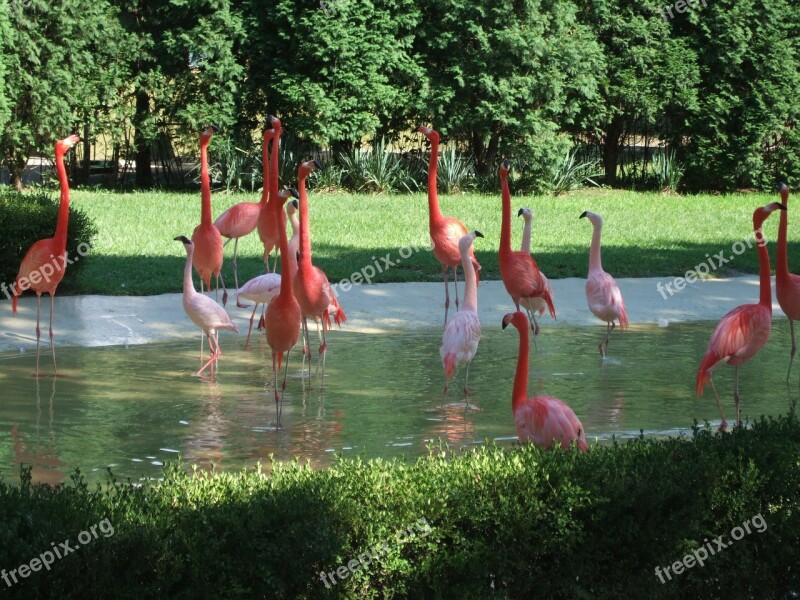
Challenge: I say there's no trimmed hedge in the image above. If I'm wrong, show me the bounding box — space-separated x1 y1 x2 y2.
1 413 799 599
0 189 97 288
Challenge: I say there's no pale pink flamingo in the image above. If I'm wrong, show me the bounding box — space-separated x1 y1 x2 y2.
257 117 284 272
236 273 280 350
440 230 483 395
775 182 800 380
580 211 629 357
696 201 786 429
175 236 238 376
503 311 588 451
418 126 480 325
498 160 554 336
517 207 554 329
213 129 273 305
191 126 228 306
518 207 534 253
11 134 80 377
293 160 346 387
266 187 302 425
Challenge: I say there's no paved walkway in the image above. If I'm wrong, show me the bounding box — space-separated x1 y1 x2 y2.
0 276 779 351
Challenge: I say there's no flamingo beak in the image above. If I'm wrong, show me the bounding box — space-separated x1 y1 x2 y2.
517 208 524 217
291 199 299 209
502 159 509 170
174 235 191 245
474 230 484 238
579 211 588 219
777 203 788 211
502 318 510 330
313 160 322 170
289 188 300 199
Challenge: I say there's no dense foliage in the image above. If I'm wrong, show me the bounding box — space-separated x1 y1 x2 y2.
0 0 799 191
0 189 97 285
0 413 798 598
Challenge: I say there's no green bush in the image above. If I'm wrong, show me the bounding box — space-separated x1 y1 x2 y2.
0 413 798 598
0 188 97 288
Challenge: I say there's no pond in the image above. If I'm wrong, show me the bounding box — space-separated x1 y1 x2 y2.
0 319 795 484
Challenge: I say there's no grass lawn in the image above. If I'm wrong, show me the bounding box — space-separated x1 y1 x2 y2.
60 187 789 295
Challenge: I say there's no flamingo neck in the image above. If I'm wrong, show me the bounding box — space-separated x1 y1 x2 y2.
521 218 532 254
278 200 293 297
299 175 312 267
461 242 478 312
200 138 212 226
755 224 773 309
427 138 442 227
269 128 281 216
588 219 603 274
512 324 529 413
183 247 196 297
287 217 299 279
500 172 512 256
260 132 271 206
53 147 70 249
777 194 790 278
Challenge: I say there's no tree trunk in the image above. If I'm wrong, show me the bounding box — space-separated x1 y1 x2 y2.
603 117 624 187
134 89 153 188
79 122 91 185
9 152 26 190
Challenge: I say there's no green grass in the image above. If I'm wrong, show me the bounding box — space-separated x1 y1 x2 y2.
59 187 788 295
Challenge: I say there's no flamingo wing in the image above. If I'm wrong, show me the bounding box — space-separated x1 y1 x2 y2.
777 272 800 321
16 238 63 295
586 271 628 328
440 311 482 378
516 396 588 452
236 274 281 303
214 202 260 239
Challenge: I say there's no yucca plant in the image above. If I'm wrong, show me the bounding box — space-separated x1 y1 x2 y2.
339 138 418 193
436 146 475 193
549 147 602 195
652 148 685 193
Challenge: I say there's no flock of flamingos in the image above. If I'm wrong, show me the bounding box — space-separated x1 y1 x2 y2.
9 116 799 452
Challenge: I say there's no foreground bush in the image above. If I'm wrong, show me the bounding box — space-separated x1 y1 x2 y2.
0 189 97 286
1 414 799 599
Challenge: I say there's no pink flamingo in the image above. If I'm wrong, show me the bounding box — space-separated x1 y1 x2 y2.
213 129 273 305
498 160 554 336
696 201 786 429
517 207 555 328
293 160 346 387
11 134 80 377
440 230 483 395
257 117 284 272
580 211 629 357
236 273 280 350
174 236 238 376
503 311 588 451
418 126 480 325
191 125 228 305
518 207 534 254
265 187 302 425
775 182 800 380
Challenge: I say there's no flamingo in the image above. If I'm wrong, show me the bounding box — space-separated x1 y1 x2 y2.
213 128 273 305
293 160 346 387
518 207 534 254
440 230 483 395
418 126 480 325
696 201 786 429
236 273 281 350
502 311 588 451
257 116 284 272
174 236 238 377
191 125 228 306
775 182 800 381
265 187 302 425
580 211 629 357
498 160 555 337
11 133 80 377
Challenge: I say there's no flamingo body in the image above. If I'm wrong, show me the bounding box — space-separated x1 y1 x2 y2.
775 183 800 379
585 271 628 326
214 201 260 240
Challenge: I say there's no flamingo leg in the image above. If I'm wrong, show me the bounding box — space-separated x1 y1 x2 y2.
318 317 328 389
279 349 292 423
232 238 250 308
199 280 206 362
49 293 57 376
245 304 258 350
34 294 42 377
788 320 796 382
734 366 741 427
217 272 228 307
272 352 281 426
272 250 279 274
709 375 727 431
258 305 266 330
301 317 311 389
442 266 450 326
196 332 220 376
453 265 460 313
463 362 471 397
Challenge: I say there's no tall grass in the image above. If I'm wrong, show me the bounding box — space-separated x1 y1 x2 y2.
339 138 419 193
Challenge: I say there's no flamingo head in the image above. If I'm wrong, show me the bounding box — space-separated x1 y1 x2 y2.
200 125 218 142
417 126 438 143
286 199 299 216
276 187 299 206
267 114 282 135
518 207 533 222
459 230 483 253
174 235 194 253
501 311 528 332
298 159 320 179
753 202 787 245
775 181 789 203
56 134 81 155
579 210 603 226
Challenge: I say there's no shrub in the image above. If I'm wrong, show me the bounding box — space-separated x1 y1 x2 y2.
0 413 798 598
339 139 419 194
0 188 97 287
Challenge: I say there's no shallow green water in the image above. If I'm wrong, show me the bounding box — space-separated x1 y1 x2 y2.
0 320 796 484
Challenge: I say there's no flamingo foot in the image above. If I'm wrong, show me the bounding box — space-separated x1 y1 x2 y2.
257 315 266 330
718 420 728 433
222 289 229 307
236 300 250 309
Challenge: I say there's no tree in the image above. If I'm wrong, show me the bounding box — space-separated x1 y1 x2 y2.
413 0 602 185
240 0 422 149
0 0 132 189
113 0 244 187
575 0 700 186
